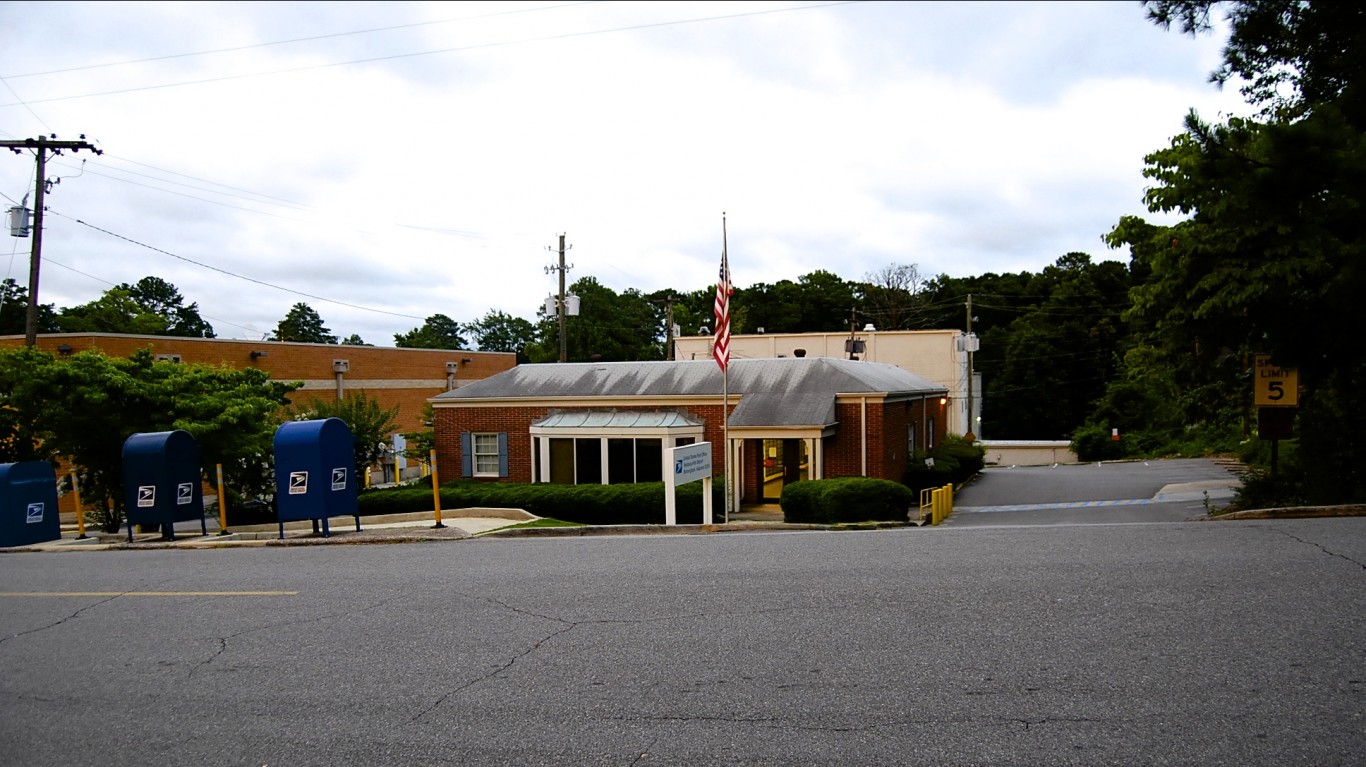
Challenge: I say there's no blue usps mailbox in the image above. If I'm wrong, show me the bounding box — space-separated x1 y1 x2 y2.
273 418 360 539
122 430 208 542
0 461 62 547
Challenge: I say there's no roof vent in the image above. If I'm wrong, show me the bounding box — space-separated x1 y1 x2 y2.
793 349 806 357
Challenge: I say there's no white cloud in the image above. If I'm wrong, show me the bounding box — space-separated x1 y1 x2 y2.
1 1 1247 343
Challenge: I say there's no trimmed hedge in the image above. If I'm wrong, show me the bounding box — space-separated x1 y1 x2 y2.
780 477 914 524
357 478 725 526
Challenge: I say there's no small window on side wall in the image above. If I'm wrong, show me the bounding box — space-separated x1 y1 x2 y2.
461 432 508 478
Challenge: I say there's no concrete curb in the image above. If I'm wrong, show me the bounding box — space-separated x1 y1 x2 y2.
1206 505 1366 520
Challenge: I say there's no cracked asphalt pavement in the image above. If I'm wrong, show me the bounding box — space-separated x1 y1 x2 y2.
2 511 1363 766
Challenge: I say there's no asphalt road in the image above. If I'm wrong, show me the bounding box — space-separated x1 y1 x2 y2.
951 458 1243 526
2 512 1363 766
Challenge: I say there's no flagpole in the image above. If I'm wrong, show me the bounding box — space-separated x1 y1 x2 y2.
721 214 731 521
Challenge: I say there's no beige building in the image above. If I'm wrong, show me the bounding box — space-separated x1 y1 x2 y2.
673 329 982 438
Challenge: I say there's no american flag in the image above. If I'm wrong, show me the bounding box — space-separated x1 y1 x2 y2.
713 247 733 371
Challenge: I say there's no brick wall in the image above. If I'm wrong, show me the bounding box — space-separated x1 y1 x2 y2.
434 402 736 483
434 397 938 496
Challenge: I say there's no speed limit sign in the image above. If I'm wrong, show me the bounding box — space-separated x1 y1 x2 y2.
1254 355 1298 407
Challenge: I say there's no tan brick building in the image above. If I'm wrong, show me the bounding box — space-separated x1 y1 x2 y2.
1 333 515 516
673 329 982 436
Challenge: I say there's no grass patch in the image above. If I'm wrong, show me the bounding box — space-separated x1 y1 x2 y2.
493 518 584 530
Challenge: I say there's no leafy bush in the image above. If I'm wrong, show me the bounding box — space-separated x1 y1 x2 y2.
1070 423 1127 462
1230 467 1306 511
936 435 986 476
357 478 725 525
781 477 913 524
902 435 987 492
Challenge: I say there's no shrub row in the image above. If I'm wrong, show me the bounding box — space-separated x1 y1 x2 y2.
356 478 725 526
780 477 914 524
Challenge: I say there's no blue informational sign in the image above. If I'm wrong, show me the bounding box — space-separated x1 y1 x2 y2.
672 442 713 485
664 442 714 526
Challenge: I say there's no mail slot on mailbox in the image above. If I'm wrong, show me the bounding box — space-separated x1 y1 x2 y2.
0 461 62 548
273 418 360 539
122 430 208 543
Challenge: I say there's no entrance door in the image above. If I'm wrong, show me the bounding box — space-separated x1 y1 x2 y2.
760 439 809 502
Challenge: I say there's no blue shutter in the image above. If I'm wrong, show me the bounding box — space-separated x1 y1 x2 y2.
498 432 509 477
460 432 472 477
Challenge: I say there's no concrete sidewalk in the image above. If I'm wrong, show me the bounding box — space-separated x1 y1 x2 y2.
4 507 914 552
11 509 534 551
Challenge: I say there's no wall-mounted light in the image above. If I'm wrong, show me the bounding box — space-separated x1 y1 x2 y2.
56 343 73 355
461 357 472 365
939 397 948 406
250 350 268 359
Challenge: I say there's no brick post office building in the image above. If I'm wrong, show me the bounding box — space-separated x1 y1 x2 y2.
431 356 948 513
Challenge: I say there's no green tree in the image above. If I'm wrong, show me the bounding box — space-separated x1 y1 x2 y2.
0 346 57 462
55 277 214 337
0 278 58 336
735 271 859 334
57 288 169 335
0 347 299 531
466 310 536 363
988 254 1131 439
271 303 337 343
340 334 370 346
1103 0 1366 501
400 403 436 467
394 313 465 349
291 392 399 483
524 277 663 362
120 276 215 337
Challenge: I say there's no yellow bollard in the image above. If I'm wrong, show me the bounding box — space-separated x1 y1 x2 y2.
216 463 230 535
70 472 88 539
429 449 444 528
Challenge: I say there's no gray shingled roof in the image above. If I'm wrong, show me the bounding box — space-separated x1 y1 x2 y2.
435 357 945 401
728 391 836 428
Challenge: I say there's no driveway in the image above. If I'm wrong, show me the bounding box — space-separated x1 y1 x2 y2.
949 457 1243 526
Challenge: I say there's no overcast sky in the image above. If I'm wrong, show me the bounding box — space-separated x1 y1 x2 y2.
1 1 1247 344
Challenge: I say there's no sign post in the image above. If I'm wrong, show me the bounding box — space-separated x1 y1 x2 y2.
665 442 713 526
1254 355 1299 474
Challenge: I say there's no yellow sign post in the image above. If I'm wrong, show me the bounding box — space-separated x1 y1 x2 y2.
1254 355 1298 407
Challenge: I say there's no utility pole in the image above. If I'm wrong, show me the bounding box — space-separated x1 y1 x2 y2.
965 294 976 442
652 291 678 360
3 136 102 347
846 306 863 360
544 234 572 363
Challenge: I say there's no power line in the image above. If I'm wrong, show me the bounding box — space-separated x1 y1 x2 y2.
1 1 603 80
52 211 426 321
0 2 864 107
38 257 268 337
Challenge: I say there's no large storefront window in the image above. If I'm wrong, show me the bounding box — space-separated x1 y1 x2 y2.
531 411 702 485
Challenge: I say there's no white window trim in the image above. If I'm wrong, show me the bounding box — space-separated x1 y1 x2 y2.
472 432 501 477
